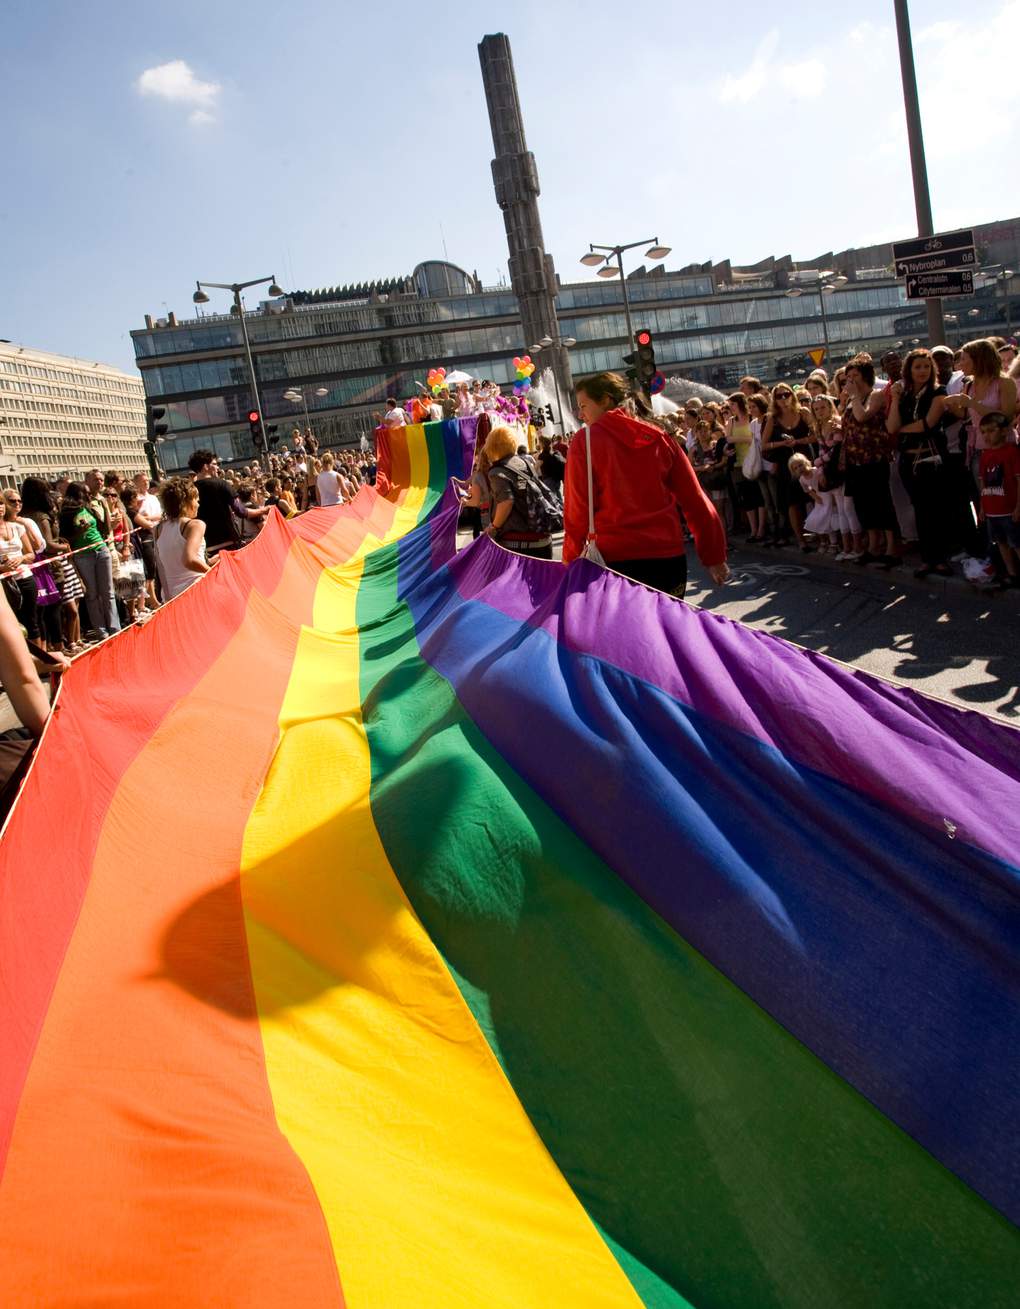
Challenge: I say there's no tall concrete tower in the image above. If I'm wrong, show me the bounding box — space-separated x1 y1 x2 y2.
478 34 573 411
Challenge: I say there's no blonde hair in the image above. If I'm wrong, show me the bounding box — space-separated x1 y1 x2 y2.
321 451 335 469
789 453 813 478
962 338 1002 382
483 425 519 463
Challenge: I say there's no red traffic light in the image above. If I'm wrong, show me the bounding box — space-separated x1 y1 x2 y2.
247 410 260 424
635 329 652 347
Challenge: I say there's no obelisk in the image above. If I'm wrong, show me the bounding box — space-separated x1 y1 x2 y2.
478 34 573 412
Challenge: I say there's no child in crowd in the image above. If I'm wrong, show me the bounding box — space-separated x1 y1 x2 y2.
790 452 839 552
977 412 1020 587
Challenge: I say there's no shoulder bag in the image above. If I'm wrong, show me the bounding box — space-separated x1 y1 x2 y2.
580 425 607 567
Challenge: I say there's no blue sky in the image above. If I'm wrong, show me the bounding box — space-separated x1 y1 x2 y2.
5 0 1016 372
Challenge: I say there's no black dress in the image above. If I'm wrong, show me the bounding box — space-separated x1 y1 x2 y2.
767 415 816 514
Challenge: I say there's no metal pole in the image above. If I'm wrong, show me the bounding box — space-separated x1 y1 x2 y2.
301 388 311 433
235 289 270 471
818 288 832 357
616 247 636 351
893 0 944 346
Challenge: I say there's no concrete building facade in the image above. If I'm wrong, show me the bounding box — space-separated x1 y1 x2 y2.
0 342 148 487
132 216 1019 475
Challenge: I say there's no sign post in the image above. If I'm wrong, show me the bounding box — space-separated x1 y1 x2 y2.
904 269 974 300
892 227 976 337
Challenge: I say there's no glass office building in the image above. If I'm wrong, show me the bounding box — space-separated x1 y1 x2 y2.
133 223 1019 473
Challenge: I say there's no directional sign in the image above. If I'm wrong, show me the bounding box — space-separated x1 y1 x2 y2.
808 348 826 367
904 270 974 300
894 245 977 278
892 228 974 263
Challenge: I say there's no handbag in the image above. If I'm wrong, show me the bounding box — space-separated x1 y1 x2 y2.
579 425 607 567
33 553 61 607
741 440 763 480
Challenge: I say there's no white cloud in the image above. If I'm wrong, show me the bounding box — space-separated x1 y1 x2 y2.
718 30 778 104
916 20 964 44
717 30 826 104
779 58 827 100
135 60 221 126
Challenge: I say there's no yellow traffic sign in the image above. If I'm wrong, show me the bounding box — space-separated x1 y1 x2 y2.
808 348 826 367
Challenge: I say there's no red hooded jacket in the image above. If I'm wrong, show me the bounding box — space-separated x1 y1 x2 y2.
562 408 727 567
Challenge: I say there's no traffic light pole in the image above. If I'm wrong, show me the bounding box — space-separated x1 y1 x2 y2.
194 275 280 472
233 289 270 471
585 239 662 366
615 249 636 351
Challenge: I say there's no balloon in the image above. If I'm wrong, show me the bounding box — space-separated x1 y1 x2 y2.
522 355 531 366
512 357 521 370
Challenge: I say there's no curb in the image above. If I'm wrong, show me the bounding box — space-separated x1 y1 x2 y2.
724 537 1019 602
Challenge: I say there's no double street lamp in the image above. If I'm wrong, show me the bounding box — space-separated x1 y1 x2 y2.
579 238 671 358
525 333 577 430
193 274 286 468
785 271 847 363
984 267 1015 338
283 384 329 435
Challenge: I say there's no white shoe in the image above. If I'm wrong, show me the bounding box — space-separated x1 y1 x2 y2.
834 551 849 561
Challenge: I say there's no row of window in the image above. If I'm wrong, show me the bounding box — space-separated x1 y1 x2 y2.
0 359 141 393
0 377 144 406
554 276 714 310
567 312 915 375
143 336 524 403
3 415 142 435
130 276 716 363
138 286 911 402
132 293 523 360
0 397 143 425
157 358 528 435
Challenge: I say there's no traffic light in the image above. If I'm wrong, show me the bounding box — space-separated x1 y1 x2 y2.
623 329 662 394
248 409 263 449
146 404 168 442
144 404 168 480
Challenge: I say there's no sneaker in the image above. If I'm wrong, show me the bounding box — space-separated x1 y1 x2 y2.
853 552 875 566
950 551 969 563
833 551 850 561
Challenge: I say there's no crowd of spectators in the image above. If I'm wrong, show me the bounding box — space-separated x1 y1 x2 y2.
0 430 377 663
448 335 1019 596
662 336 1018 587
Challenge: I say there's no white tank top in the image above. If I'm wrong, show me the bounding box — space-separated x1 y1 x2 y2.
316 470 343 507
155 519 204 599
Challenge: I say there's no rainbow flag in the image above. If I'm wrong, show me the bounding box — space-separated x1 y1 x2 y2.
1 419 1017 1307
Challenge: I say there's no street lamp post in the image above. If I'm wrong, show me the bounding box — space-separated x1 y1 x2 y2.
785 272 847 366
193 274 285 469
527 333 576 429
579 238 671 362
283 384 329 438
989 268 1015 338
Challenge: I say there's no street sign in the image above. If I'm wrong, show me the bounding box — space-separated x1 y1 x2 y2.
808 348 826 367
894 246 976 278
904 270 974 300
892 228 974 262
649 372 665 395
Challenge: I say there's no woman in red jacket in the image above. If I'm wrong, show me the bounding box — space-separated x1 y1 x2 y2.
563 373 729 597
